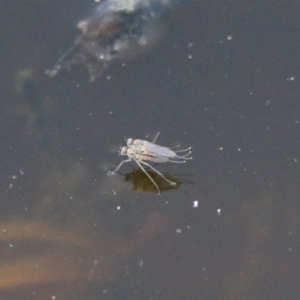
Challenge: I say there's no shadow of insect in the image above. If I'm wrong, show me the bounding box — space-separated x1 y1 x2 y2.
121 166 193 194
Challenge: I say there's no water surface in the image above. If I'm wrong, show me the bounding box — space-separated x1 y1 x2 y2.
0 0 299 299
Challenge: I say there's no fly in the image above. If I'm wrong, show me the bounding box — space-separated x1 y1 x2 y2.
110 133 192 194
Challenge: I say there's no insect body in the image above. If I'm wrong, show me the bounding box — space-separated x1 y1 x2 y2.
110 133 192 194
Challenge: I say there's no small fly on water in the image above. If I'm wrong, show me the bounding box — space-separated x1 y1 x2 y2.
109 133 192 194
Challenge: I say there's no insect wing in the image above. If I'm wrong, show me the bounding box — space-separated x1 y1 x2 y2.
127 146 169 163
132 139 144 147
139 151 170 163
142 141 176 158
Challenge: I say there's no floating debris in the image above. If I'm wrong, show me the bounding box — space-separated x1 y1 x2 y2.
47 0 188 80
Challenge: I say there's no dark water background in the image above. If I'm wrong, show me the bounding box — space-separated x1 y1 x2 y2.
0 0 299 299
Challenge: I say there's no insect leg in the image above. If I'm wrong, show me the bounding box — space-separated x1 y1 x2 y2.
135 160 161 195
151 132 160 143
175 151 192 159
168 160 187 163
174 147 192 153
110 158 132 173
139 161 176 186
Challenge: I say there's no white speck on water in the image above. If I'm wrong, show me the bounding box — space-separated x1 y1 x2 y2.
287 76 295 81
227 35 233 40
176 228 183 234
193 200 199 208
217 208 221 216
265 99 272 106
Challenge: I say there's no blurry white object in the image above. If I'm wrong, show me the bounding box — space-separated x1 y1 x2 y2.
47 0 188 80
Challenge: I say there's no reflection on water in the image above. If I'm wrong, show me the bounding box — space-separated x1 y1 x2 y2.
124 167 192 194
223 193 280 299
0 214 169 297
